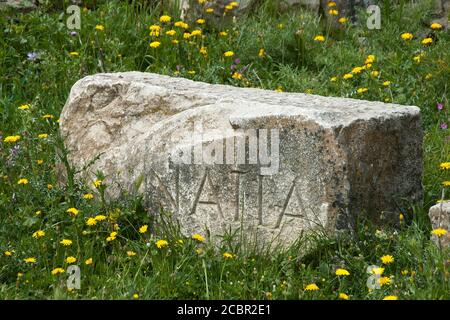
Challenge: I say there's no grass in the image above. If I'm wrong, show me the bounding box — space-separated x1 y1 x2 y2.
0 0 449 299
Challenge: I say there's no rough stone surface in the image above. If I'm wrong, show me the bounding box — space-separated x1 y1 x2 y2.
60 72 423 245
0 0 36 11
429 201 450 248
176 0 370 20
431 0 450 29
176 0 321 21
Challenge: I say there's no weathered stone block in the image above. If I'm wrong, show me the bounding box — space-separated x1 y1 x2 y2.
60 72 422 245
429 201 450 248
0 0 36 12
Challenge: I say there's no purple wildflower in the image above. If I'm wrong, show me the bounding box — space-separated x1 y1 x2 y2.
10 144 20 158
234 58 241 64
441 123 448 130
230 64 236 71
437 103 444 110
70 31 78 37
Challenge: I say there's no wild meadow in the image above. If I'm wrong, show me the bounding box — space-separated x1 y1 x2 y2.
0 0 449 299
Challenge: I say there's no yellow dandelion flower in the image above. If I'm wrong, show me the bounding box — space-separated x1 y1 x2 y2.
66 256 77 264
383 295 398 300
199 46 208 56
93 179 102 188
365 55 376 64
223 252 234 259
314 35 325 42
174 21 189 29
149 30 160 37
383 81 391 86
422 38 433 45
42 114 54 119
18 104 31 110
440 162 450 170
371 267 385 275
133 293 139 299
224 51 235 57
37 159 44 165
335 268 350 276
379 276 392 286
430 23 442 30
156 239 169 249
4 251 13 257
431 228 447 237
86 217 97 226
196 19 205 25
17 178 29 185
32 230 45 239
343 73 353 79
4 135 21 143
339 293 349 300
205 8 214 14
352 66 364 74
106 231 117 242
338 17 348 24
328 9 338 15
401 33 413 40
95 24 104 31
192 233 205 242
330 76 337 82
305 283 319 291
60 239 73 246
232 72 243 80
159 15 171 23
165 30 176 37
24 257 36 264
219 31 228 37
66 207 79 216
51 268 65 275
94 214 107 221
69 52 79 56
85 258 93 265
83 193 94 200
127 251 137 257
191 29 202 36
381 255 394 264
328 1 337 7
149 25 161 31
150 41 161 49
357 88 368 94
258 48 265 57
442 181 450 187
139 225 148 234
371 70 380 77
